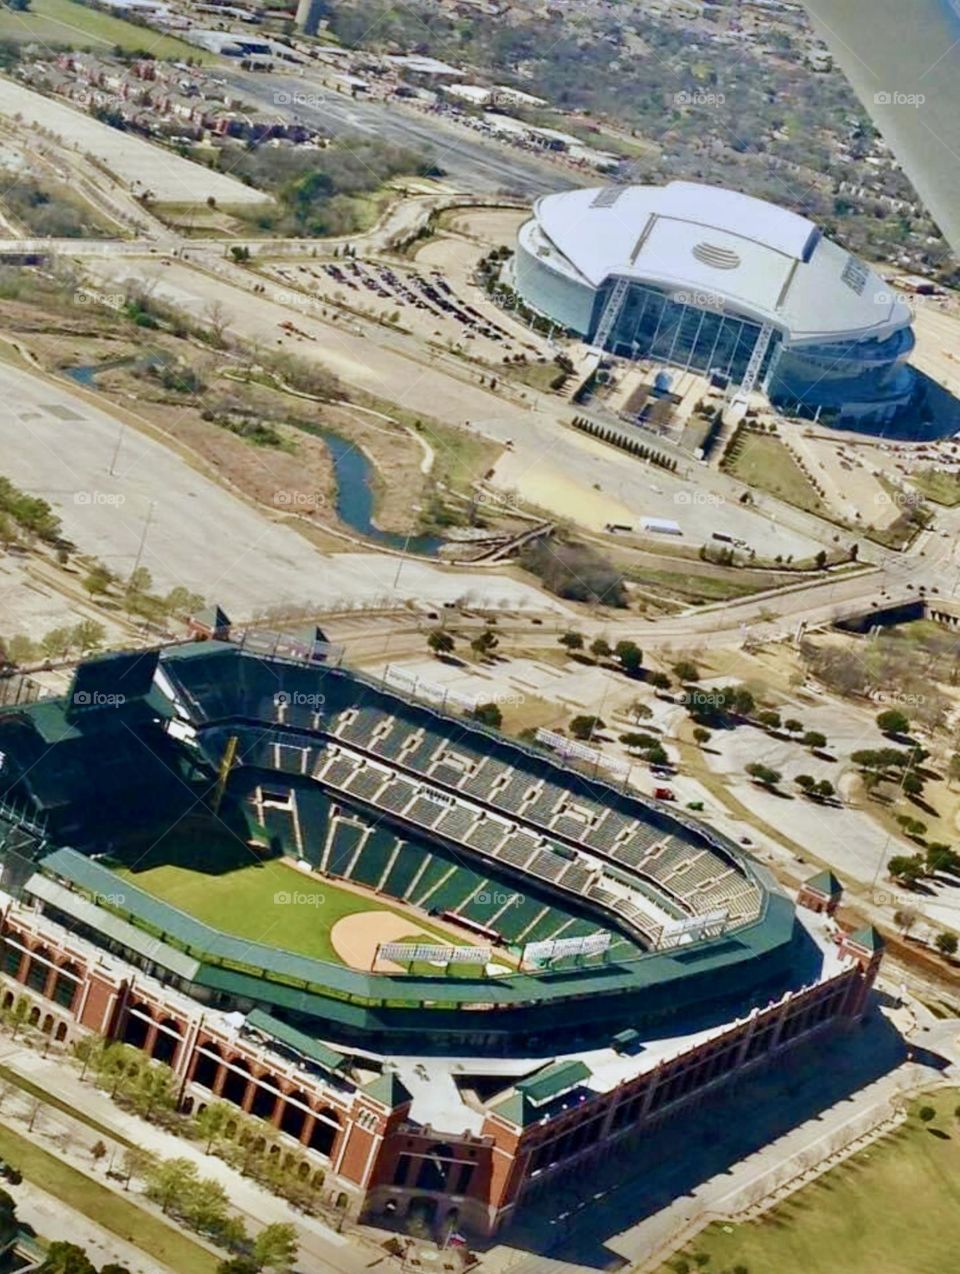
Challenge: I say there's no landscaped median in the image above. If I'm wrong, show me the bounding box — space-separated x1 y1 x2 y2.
0 1122 220 1274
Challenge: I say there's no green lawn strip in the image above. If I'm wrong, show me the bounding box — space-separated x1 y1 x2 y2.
0 1122 221 1274
0 1064 135 1150
656 1090 960 1274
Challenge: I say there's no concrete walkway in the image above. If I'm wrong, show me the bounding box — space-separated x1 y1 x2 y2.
13 1179 172 1274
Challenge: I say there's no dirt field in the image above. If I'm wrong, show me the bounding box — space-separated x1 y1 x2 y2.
333 910 434 972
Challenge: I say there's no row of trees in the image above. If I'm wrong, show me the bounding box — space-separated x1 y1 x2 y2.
569 416 678 472
559 631 644 676
71 1037 340 1223
144 1157 297 1271
3 573 205 669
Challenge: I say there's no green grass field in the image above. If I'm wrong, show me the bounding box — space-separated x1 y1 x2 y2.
0 1123 220 1273
111 829 474 966
910 467 960 507
723 431 828 518
656 1091 960 1274
0 0 216 60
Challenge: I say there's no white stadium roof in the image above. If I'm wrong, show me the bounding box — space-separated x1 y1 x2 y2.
522 181 912 346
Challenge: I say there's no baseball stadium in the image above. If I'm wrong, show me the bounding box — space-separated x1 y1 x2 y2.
0 639 881 1237
514 180 917 423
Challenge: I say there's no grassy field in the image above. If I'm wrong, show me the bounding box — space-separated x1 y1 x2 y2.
723 431 828 517
655 1091 960 1274
0 1123 220 1273
909 466 960 506
111 829 473 965
0 0 216 59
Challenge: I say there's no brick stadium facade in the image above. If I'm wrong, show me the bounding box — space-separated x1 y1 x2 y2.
0 893 881 1236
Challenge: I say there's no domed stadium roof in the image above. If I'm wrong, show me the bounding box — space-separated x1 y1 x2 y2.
520 181 913 347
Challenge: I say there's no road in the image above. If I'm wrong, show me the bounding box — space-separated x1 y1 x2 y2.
221 70 576 198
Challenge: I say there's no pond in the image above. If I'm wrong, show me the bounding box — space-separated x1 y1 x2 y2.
64 362 446 557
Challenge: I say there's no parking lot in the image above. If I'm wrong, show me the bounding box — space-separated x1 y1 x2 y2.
265 255 542 365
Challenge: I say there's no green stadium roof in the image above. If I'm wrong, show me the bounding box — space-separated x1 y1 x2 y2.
805 870 843 898
363 1071 413 1109
516 1059 591 1106
25 872 201 982
244 1008 347 1075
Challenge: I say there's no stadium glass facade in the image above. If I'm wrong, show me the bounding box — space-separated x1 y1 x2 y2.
514 183 918 423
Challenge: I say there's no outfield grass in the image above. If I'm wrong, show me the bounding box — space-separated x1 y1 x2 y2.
0 0 216 60
0 1123 220 1273
655 1090 960 1274
112 830 473 965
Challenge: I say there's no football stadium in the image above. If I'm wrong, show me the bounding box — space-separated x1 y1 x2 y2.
0 639 882 1236
514 181 917 423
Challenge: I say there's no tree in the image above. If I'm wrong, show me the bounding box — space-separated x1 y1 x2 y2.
426 629 454 657
120 1145 156 1190
893 907 917 936
756 710 782 731
783 718 804 735
82 563 113 599
877 708 910 736
614 640 643 675
795 774 816 793
72 619 106 652
590 636 612 661
90 1139 108 1167
918 1106 937 1123
129 1061 178 1120
193 1095 232 1156
36 1243 98 1274
887 854 925 887
252 1222 298 1272
745 762 781 788
902 771 924 798
41 626 74 660
935 932 958 958
802 730 827 751
628 699 653 723
145 1156 200 1215
471 702 502 729
470 629 498 660
619 731 658 752
7 634 37 666
559 630 584 651
814 549 828 570
692 727 711 746
672 660 700 682
126 566 153 596
645 743 669 767
646 670 670 690
570 715 604 741
814 779 835 800
203 300 230 347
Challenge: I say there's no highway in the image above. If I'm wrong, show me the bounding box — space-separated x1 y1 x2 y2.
221 70 576 198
